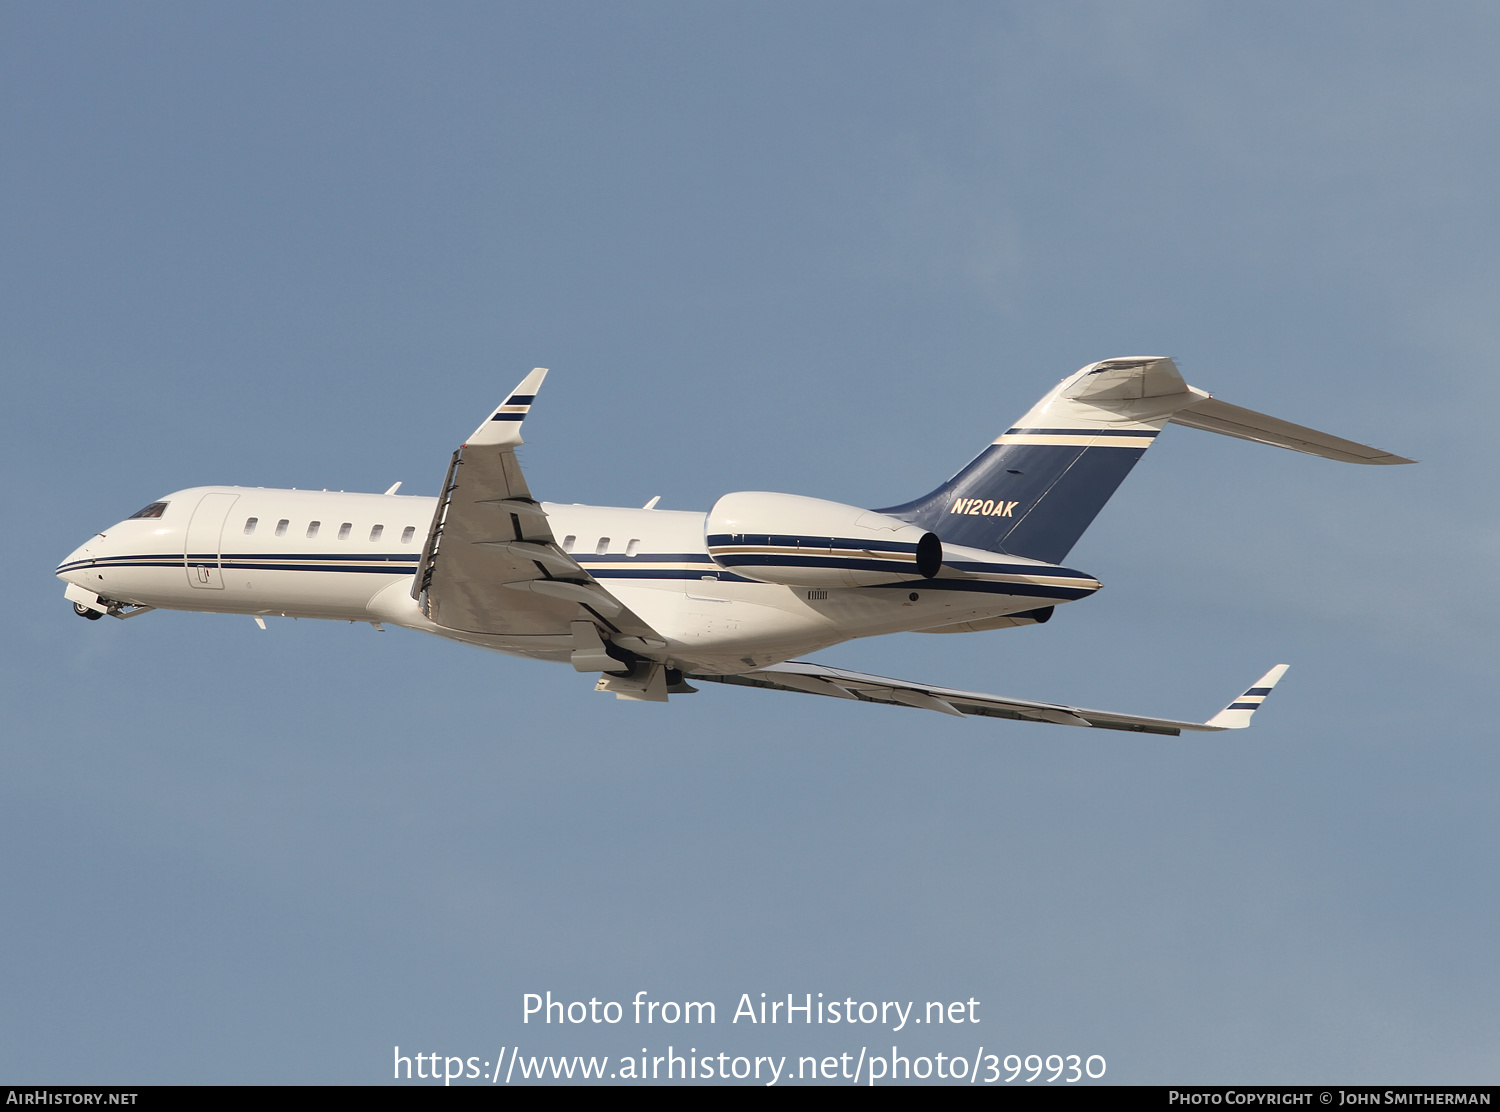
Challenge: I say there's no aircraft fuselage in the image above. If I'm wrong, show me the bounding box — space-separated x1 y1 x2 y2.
57 486 1097 675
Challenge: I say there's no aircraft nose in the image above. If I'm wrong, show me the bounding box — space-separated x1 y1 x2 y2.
56 537 100 584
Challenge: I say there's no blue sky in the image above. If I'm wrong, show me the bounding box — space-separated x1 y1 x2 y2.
3 2 1497 1084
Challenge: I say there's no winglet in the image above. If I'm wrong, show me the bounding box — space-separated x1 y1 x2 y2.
1205 664 1291 729
465 368 549 448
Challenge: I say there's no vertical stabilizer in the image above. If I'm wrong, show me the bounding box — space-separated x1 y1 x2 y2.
880 357 1204 563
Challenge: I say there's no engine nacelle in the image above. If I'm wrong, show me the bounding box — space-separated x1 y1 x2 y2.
706 492 941 587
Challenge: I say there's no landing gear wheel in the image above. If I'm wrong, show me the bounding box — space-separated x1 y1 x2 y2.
73 602 104 621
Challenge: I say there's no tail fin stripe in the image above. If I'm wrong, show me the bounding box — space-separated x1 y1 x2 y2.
994 434 1156 448
1002 427 1162 438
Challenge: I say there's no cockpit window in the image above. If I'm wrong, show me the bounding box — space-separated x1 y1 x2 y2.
128 501 168 519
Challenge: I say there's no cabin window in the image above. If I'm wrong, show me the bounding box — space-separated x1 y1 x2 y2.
369 524 383 541
561 535 576 552
128 501 168 519
595 537 610 555
337 522 352 540
626 538 641 557
275 519 288 537
243 517 258 535
401 526 416 543
307 521 320 539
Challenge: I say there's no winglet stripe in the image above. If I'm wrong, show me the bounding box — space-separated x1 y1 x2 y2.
465 368 549 447
1205 664 1290 730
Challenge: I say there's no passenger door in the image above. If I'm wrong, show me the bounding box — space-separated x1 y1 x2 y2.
184 493 238 589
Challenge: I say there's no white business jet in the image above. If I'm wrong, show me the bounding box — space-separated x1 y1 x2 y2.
57 358 1411 734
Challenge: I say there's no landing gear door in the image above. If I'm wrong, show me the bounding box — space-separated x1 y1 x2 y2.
185 493 238 589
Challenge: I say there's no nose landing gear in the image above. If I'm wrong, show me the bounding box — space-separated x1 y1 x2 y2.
66 592 155 621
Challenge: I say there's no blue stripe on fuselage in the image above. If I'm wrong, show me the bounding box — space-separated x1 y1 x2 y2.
711 554 915 575
706 533 922 554
65 552 1091 601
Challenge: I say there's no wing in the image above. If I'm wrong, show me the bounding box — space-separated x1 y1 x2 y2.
690 660 1291 735
412 369 665 653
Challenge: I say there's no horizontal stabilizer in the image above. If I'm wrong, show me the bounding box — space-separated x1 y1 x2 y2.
1169 397 1414 465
